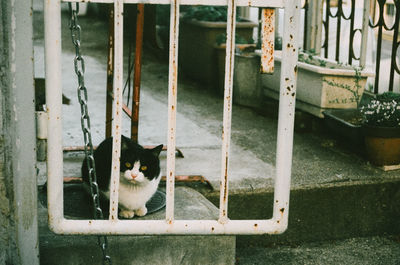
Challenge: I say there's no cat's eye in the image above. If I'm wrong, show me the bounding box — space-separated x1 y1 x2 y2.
140 165 147 171
125 162 132 168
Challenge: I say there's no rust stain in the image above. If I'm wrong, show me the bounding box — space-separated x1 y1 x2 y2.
254 223 258 228
223 155 229 204
260 8 275 74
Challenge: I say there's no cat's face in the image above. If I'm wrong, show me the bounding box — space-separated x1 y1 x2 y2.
120 144 163 185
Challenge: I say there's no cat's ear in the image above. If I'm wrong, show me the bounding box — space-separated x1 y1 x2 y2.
121 135 130 151
151 144 163 157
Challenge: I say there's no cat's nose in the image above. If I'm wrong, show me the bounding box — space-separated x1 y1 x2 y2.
131 173 137 179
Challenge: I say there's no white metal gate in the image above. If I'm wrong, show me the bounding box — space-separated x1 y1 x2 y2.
45 0 300 235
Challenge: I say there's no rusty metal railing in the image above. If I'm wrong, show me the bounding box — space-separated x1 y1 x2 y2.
45 0 300 235
302 0 399 93
370 0 400 93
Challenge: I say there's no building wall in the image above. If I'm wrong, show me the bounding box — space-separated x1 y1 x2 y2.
0 0 39 264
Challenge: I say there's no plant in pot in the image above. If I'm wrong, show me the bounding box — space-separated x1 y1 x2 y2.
179 6 257 88
360 92 400 167
214 33 262 109
260 48 375 117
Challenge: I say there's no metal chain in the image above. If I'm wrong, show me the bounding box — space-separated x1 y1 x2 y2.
68 4 112 265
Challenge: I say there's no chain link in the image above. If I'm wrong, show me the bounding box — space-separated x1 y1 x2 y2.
68 3 112 265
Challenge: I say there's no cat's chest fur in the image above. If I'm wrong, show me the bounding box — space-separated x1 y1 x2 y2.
104 172 161 212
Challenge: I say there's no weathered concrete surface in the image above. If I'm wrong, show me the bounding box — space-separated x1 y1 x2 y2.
236 235 400 265
39 187 235 265
32 1 400 261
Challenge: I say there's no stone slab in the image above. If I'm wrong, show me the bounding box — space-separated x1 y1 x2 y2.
39 187 235 265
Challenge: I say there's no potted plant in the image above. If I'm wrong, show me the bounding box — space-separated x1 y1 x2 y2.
360 92 400 167
214 33 262 109
259 49 375 117
179 6 257 89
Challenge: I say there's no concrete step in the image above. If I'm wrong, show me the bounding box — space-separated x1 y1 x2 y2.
205 179 400 246
37 151 400 246
38 186 235 265
236 235 400 265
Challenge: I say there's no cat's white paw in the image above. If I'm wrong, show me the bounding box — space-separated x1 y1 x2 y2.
119 210 135 219
135 206 147 217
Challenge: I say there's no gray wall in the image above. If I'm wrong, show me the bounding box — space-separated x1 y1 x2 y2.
0 0 39 264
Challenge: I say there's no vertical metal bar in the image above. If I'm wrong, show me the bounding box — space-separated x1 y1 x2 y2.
166 0 180 223
45 0 64 228
260 8 275 74
348 0 355 64
273 0 300 227
314 0 323 55
373 1 384 94
324 0 330 58
109 0 124 221
388 1 400 92
219 0 236 224
360 0 371 68
106 6 114 138
303 0 309 50
335 0 342 61
131 4 145 142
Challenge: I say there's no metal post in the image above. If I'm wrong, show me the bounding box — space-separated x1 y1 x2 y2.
166 0 180 223
219 0 237 224
109 0 124 221
359 0 370 68
273 0 300 227
106 6 114 138
45 0 64 232
131 4 145 142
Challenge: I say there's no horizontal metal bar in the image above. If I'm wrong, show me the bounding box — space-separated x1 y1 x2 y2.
62 0 284 8
49 219 286 235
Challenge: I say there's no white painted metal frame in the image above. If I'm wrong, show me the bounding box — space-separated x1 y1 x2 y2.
45 0 300 235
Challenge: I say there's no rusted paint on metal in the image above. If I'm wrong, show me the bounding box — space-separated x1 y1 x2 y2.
105 6 114 138
166 0 180 223
219 0 236 225
260 8 275 74
46 0 299 237
131 4 145 142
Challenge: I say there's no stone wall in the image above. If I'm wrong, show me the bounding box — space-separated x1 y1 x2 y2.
0 0 39 264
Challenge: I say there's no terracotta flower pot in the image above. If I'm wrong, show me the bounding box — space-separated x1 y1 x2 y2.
363 125 400 166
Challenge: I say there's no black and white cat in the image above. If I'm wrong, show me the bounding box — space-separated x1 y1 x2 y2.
82 135 163 218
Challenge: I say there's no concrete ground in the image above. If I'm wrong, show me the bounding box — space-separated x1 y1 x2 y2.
33 2 400 264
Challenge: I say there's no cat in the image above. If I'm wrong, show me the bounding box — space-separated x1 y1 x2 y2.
81 135 163 218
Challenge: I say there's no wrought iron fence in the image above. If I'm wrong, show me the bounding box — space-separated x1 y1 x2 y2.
302 0 399 93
